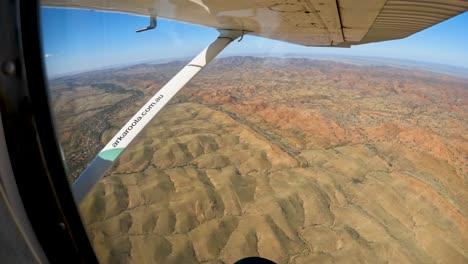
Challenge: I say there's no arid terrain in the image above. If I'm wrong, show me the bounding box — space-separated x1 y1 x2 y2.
50 57 468 263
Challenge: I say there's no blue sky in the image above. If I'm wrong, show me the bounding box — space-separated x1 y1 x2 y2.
41 8 468 77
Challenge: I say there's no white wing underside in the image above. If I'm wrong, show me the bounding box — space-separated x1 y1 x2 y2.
43 0 467 47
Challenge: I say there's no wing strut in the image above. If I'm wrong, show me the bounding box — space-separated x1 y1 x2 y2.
72 30 243 203
136 16 157 32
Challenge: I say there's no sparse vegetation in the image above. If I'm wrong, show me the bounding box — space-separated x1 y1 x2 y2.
51 57 468 263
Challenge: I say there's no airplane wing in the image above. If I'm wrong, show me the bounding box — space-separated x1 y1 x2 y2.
42 0 468 47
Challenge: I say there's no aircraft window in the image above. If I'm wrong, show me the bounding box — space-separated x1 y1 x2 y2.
40 5 468 264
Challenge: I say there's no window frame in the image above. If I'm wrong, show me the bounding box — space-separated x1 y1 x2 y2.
0 0 98 262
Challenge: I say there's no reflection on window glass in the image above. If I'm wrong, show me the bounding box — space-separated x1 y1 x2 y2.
41 5 467 264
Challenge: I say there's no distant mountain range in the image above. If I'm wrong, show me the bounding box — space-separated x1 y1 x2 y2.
48 54 468 80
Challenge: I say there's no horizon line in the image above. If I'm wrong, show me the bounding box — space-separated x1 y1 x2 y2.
47 53 468 80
